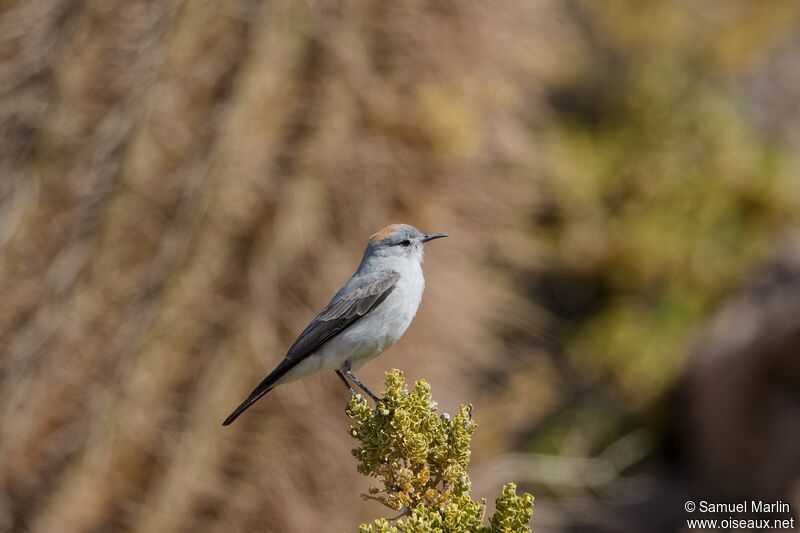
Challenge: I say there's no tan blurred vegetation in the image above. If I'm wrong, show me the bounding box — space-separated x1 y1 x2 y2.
2 1 800 532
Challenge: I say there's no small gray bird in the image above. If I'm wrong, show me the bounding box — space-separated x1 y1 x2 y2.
223 224 447 425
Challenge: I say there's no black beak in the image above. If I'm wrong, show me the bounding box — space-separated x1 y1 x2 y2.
421 233 448 243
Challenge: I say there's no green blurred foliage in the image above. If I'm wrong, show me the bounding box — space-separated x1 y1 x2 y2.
534 1 800 406
349 371 533 532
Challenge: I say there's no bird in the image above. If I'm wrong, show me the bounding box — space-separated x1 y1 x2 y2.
222 224 447 426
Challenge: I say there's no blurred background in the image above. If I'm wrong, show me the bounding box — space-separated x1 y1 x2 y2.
2 0 800 531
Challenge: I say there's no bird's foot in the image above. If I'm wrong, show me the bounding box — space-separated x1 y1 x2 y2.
364 392 383 403
336 369 357 397
342 368 383 403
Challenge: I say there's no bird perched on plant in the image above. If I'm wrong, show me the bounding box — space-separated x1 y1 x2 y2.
223 224 447 425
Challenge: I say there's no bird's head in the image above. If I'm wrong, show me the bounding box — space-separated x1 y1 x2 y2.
363 224 447 263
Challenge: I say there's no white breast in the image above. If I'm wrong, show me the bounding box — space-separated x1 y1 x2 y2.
334 261 424 369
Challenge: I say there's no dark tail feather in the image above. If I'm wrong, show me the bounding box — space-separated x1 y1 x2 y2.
222 358 298 426
222 383 274 426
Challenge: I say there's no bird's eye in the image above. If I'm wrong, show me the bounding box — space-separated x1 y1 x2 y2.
400 239 411 247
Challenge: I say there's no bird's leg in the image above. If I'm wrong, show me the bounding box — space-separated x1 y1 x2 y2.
335 369 356 398
341 365 383 402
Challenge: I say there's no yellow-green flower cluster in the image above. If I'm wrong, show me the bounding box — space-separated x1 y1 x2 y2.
347 370 534 532
489 483 535 532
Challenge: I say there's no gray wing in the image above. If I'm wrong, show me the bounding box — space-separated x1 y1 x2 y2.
222 269 399 425
286 269 400 360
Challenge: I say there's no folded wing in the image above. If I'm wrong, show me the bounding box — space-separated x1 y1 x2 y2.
222 270 400 425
